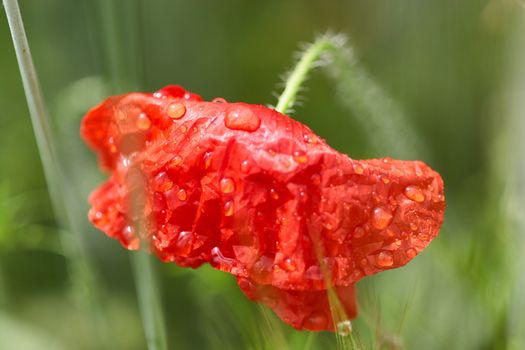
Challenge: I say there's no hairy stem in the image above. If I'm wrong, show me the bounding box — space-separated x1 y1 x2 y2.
276 33 424 159
276 36 337 114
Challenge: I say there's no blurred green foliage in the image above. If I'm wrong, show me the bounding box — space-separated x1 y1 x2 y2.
1 0 524 349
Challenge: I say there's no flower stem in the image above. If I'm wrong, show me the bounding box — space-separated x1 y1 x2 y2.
275 35 338 114
275 33 423 160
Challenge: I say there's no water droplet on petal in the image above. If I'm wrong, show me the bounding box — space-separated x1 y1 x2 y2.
175 231 193 256
169 155 183 168
126 238 140 250
210 246 235 270
203 152 213 169
136 113 151 130
337 320 352 336
381 176 390 184
122 226 140 249
281 258 297 272
372 207 393 230
177 188 187 201
269 188 279 200
406 248 417 258
410 223 418 231
212 97 227 103
123 225 134 236
303 133 317 144
353 164 364 175
154 85 186 99
154 172 173 192
240 160 250 173
90 209 107 226
224 106 261 132
225 106 261 132
404 186 425 202
298 190 307 202
377 251 394 267
220 177 235 194
167 102 186 119
121 156 131 168
224 201 234 216
293 151 308 164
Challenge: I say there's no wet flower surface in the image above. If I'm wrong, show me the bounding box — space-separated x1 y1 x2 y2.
81 85 445 331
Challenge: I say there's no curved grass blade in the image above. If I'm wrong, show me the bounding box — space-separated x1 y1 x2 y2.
2 0 110 346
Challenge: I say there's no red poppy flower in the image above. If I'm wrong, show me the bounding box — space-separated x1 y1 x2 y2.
81 85 445 332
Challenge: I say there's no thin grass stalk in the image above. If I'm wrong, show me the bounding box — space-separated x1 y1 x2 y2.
92 0 168 348
276 34 368 350
257 305 290 350
498 15 525 347
276 32 436 349
2 0 108 346
0 267 6 308
131 250 169 350
3 0 60 185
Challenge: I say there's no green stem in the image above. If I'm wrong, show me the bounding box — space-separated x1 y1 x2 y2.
92 0 168 348
131 251 168 350
3 0 109 346
275 36 337 114
275 33 423 159
3 0 59 179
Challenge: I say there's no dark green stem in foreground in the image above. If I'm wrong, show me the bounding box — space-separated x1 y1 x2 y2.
3 0 108 346
3 0 59 176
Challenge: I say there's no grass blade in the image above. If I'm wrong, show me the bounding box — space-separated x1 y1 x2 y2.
89 0 169 348
3 0 109 346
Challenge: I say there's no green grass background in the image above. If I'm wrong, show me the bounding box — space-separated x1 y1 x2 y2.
1 0 524 349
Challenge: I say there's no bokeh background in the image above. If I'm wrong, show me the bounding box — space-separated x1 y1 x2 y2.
1 0 524 349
